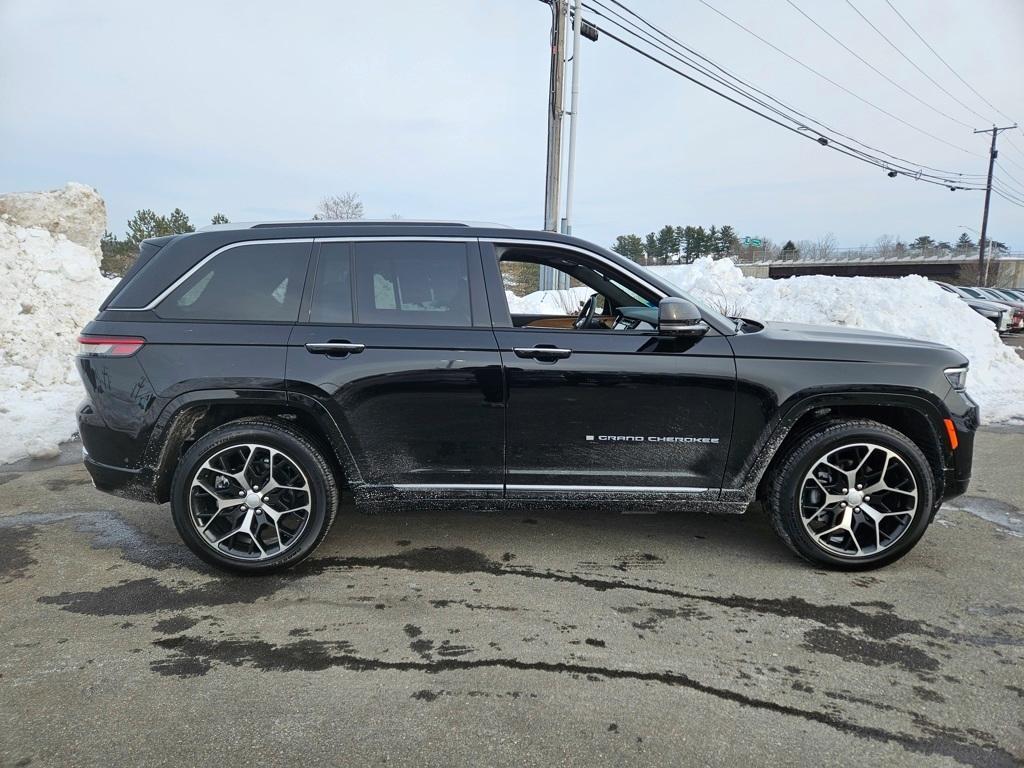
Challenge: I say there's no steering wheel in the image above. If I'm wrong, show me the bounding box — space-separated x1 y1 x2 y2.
574 293 599 329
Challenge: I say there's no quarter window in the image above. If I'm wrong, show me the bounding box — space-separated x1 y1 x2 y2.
158 242 310 322
354 242 472 326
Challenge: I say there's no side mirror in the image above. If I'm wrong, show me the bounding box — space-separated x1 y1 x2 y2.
658 297 708 337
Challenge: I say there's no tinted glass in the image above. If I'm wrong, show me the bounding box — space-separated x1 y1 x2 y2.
309 243 353 323
158 242 310 322
354 242 471 327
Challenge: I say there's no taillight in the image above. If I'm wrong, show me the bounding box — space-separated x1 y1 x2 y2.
77 335 146 357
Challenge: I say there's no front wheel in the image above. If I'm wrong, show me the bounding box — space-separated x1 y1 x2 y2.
170 418 339 574
765 420 936 570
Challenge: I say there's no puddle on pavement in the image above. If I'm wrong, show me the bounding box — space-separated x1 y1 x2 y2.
945 496 1024 537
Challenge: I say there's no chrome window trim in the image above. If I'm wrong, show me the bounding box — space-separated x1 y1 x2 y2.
483 238 669 302
105 237 316 312
106 236 478 312
105 235 670 312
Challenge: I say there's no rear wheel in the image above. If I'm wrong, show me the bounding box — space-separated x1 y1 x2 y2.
170 418 338 573
765 420 935 570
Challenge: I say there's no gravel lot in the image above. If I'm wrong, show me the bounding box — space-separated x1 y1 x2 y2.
1 429 1022 768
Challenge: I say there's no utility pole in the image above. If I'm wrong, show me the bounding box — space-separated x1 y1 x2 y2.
974 124 1017 286
561 0 583 236
539 0 568 291
543 0 567 235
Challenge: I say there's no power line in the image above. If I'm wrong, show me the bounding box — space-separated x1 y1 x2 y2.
992 187 1024 209
995 162 1024 195
587 0 985 183
694 0 980 157
784 0 974 131
993 176 1024 203
1001 138 1024 173
588 20 985 191
844 0 990 124
884 0 1018 125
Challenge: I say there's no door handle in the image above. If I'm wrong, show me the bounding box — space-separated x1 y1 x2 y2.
305 342 366 356
513 346 572 361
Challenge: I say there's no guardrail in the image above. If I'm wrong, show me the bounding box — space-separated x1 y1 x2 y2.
740 251 1024 266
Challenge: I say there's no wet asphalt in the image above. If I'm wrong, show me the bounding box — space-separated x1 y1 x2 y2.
1 429 1022 768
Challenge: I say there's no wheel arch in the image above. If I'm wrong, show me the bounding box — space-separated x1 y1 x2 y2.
146 389 362 503
727 390 949 505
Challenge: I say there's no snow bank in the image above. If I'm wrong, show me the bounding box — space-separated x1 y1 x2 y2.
0 182 107 252
0 184 116 463
651 258 1024 424
505 286 592 315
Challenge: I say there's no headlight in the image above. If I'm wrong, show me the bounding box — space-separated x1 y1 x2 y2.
944 366 968 391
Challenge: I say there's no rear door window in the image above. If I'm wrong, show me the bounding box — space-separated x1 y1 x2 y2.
158 241 311 322
353 242 472 327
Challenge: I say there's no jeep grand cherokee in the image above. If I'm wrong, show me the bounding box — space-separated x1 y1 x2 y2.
76 222 977 572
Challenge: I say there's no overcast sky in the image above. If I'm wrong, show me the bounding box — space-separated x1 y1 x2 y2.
2 0 1022 250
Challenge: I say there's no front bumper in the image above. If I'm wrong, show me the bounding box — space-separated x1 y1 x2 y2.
939 388 979 503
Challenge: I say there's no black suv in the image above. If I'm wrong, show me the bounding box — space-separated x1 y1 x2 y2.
77 222 977 572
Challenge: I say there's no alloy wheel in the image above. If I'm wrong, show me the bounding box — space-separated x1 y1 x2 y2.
799 442 919 558
188 443 312 561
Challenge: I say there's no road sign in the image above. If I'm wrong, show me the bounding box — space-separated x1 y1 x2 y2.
743 237 763 248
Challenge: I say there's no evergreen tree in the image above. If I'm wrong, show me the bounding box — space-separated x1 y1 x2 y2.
680 225 711 262
100 231 135 278
909 235 935 251
707 226 720 257
693 226 712 258
612 234 645 263
955 232 974 251
656 225 680 263
644 232 660 265
717 225 739 256
106 207 204 276
167 208 195 234
126 209 164 245
210 212 229 225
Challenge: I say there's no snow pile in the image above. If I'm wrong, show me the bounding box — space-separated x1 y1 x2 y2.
652 258 1024 424
502 257 1024 423
0 184 116 463
505 286 592 315
0 182 107 251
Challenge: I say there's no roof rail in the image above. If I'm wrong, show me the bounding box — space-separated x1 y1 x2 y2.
198 219 511 232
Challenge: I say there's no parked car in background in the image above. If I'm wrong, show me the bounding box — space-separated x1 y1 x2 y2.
985 287 1024 302
934 282 1016 333
969 287 1024 332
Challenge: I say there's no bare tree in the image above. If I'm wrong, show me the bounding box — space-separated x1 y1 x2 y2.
816 232 838 259
874 234 897 258
313 192 364 221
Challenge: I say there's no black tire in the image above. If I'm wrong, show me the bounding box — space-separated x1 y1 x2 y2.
765 419 935 570
170 418 339 574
